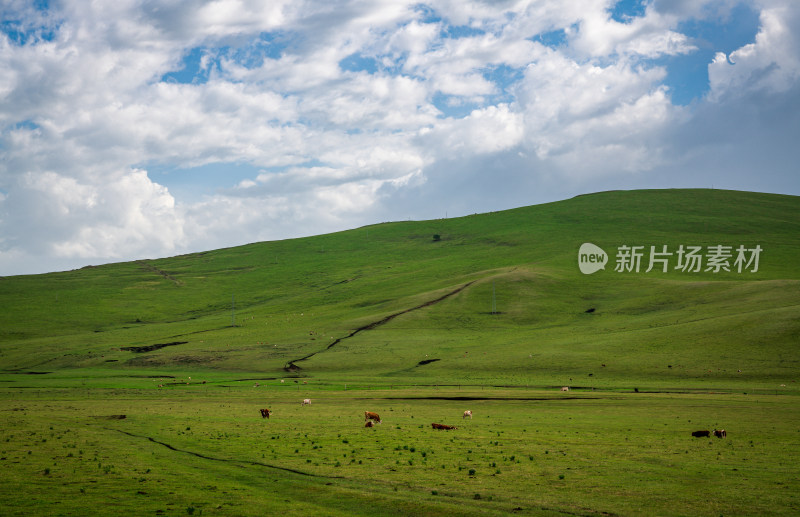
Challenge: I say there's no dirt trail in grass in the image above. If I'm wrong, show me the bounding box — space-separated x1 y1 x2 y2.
284 281 476 371
110 428 336 478
137 260 183 286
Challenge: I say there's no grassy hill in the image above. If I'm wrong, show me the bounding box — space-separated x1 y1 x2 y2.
1 188 798 389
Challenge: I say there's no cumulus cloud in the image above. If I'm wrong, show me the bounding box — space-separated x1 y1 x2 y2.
0 0 798 275
708 2 800 100
515 48 677 176
1 168 182 262
422 104 523 156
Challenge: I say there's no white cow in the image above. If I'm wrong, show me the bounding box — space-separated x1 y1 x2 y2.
560 386 570 392
301 398 311 405
463 410 472 419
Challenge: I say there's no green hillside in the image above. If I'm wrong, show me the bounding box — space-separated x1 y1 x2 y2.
1 188 798 389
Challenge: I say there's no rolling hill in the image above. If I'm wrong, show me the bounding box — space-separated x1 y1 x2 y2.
1 188 798 390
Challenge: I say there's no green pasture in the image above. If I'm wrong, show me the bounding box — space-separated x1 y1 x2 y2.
1 385 798 516
1 188 799 515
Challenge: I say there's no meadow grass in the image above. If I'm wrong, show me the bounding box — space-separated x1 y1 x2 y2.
1 189 799 515
1 385 798 516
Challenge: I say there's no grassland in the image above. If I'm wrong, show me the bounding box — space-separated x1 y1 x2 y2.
1 188 799 515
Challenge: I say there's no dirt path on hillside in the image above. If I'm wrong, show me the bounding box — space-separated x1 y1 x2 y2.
284 281 475 371
137 260 183 286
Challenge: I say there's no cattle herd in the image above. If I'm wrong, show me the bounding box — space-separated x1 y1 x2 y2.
692 429 727 438
257 402 469 429
259 399 727 439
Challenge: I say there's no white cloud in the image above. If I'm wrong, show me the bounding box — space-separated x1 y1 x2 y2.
1 168 182 264
708 2 800 101
0 0 798 275
516 49 677 175
424 104 524 156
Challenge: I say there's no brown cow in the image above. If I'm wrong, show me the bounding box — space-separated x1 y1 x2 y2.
431 423 457 430
364 420 374 427
713 429 727 438
364 411 381 424
259 408 272 419
691 430 710 438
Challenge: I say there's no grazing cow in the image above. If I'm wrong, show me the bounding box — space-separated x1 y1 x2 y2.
364 420 374 428
692 430 711 438
561 386 570 392
259 408 271 419
713 429 727 438
364 411 381 424
463 410 472 419
301 398 311 405
431 423 457 430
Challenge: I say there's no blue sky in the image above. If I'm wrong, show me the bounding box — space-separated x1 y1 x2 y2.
0 0 798 275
